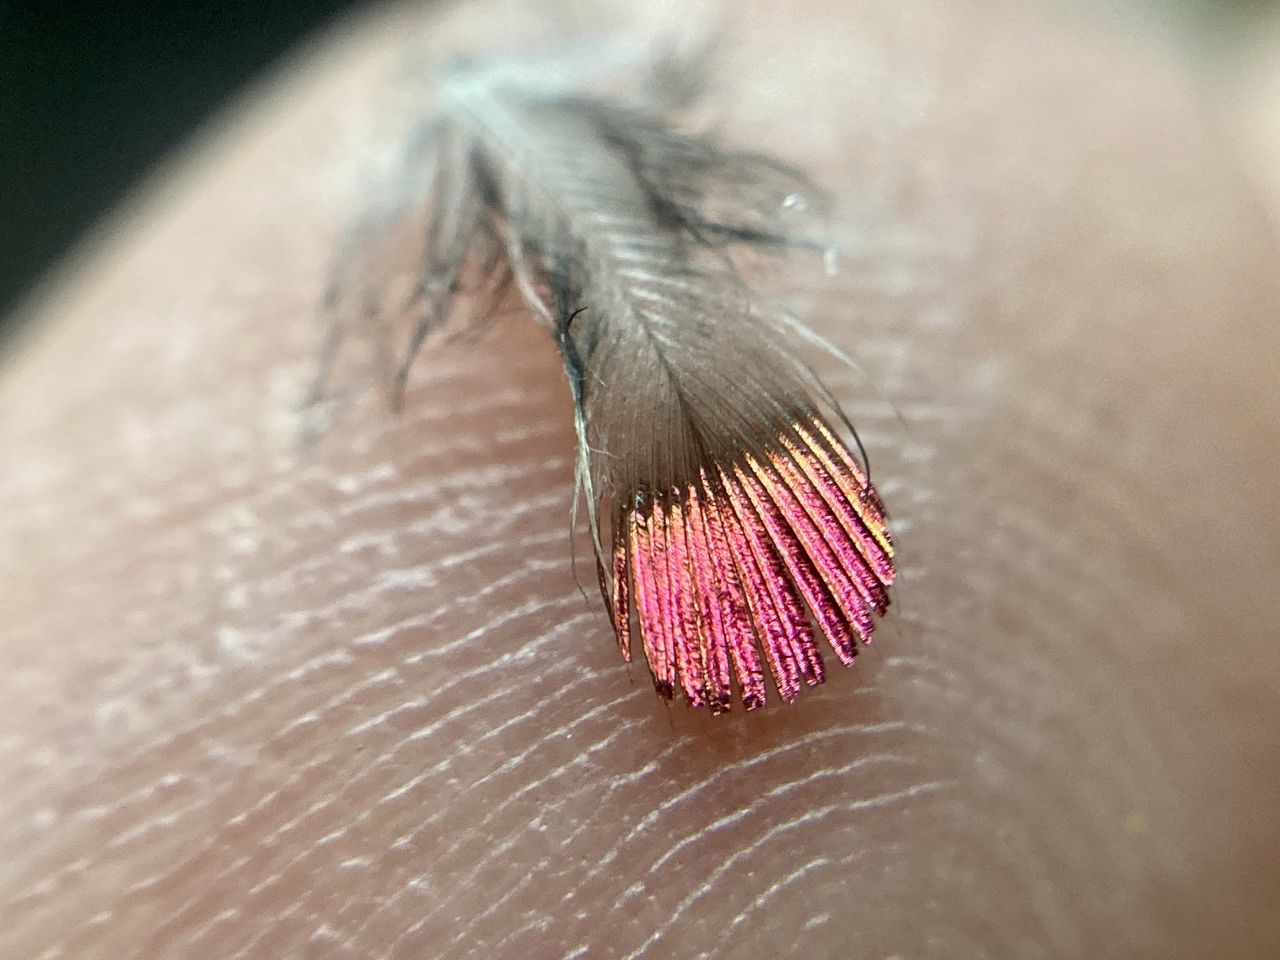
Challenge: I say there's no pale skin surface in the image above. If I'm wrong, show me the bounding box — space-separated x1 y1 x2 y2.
2 0 1279 957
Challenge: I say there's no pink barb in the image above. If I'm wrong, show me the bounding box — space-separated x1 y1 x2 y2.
685 486 738 712
647 503 678 699
777 436 893 606
719 468 817 695
764 443 886 620
609 417 897 712
732 463 850 672
709 477 802 701
629 504 673 697
747 456 870 661
696 478 767 710
666 496 708 709
797 417 895 559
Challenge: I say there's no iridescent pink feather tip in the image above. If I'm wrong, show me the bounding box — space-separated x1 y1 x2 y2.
315 51 897 712
607 415 894 712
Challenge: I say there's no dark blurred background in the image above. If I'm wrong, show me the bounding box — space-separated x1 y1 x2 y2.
0 1 366 327
0 0 1276 332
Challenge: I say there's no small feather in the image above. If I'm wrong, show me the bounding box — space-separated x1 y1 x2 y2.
316 53 896 712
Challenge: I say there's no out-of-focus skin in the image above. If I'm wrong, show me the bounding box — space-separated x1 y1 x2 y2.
1224 4 1280 223
2 0 1278 957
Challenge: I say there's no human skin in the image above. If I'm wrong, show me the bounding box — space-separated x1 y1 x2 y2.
1 0 1278 957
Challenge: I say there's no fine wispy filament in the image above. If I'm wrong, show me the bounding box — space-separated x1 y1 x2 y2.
317 55 896 712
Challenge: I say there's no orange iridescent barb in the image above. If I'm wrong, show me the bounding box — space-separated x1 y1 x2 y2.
606 413 895 712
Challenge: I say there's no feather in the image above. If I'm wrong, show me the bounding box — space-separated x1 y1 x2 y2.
316 55 896 712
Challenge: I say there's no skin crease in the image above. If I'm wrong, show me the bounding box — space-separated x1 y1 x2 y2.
1 0 1279 957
